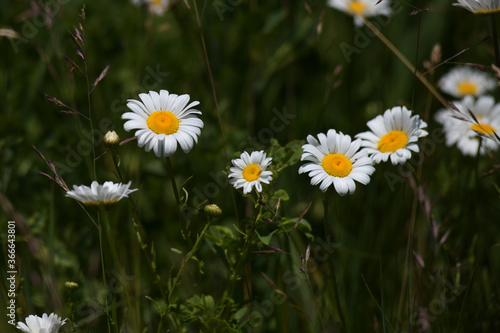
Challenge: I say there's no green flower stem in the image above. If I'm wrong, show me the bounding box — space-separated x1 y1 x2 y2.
324 189 346 332
222 198 262 313
165 156 192 246
99 205 132 332
98 213 112 333
165 157 184 221
167 218 213 306
110 150 168 304
99 206 120 269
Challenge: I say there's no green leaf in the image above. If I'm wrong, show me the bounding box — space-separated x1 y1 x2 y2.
205 225 237 248
271 189 289 201
234 307 248 322
257 229 278 245
203 295 215 310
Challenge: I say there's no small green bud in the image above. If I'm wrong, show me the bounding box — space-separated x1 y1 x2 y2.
204 204 222 218
65 281 79 290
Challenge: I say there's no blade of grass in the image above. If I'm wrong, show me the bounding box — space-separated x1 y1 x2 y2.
455 261 479 333
361 274 396 333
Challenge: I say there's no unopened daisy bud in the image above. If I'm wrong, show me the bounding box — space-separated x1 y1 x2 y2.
204 204 222 218
64 281 79 290
103 131 120 148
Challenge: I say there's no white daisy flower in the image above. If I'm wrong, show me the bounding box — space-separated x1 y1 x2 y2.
298 130 375 195
356 106 428 165
122 90 203 158
228 151 273 195
454 0 500 14
438 66 496 98
327 0 392 26
435 95 500 156
17 313 67 333
66 181 138 206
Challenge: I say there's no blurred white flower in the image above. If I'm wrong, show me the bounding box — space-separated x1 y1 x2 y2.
438 66 496 98
299 130 375 195
147 0 171 15
66 181 137 206
327 0 392 26
454 0 500 14
17 313 66 333
228 151 273 195
435 95 500 156
122 90 203 157
356 106 428 165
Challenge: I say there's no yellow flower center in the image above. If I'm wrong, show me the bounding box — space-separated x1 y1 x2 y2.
242 164 262 181
147 111 179 135
348 1 367 15
322 154 353 178
377 131 409 153
82 200 119 207
474 8 500 15
470 123 496 135
457 81 478 96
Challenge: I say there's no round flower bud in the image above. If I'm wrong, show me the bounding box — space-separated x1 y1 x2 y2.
204 204 222 218
103 131 120 148
64 281 79 290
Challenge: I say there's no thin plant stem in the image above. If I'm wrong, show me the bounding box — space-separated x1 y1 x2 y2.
165 157 191 244
79 8 97 181
323 190 346 332
223 194 262 305
191 0 227 162
109 150 168 303
99 206 120 269
490 15 500 67
190 0 240 224
98 215 112 333
262 200 326 330
396 57 435 332
362 17 448 327
99 206 121 333
167 218 213 305
362 18 450 109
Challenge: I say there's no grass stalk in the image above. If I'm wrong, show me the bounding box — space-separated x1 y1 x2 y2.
490 14 500 67
362 18 449 109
